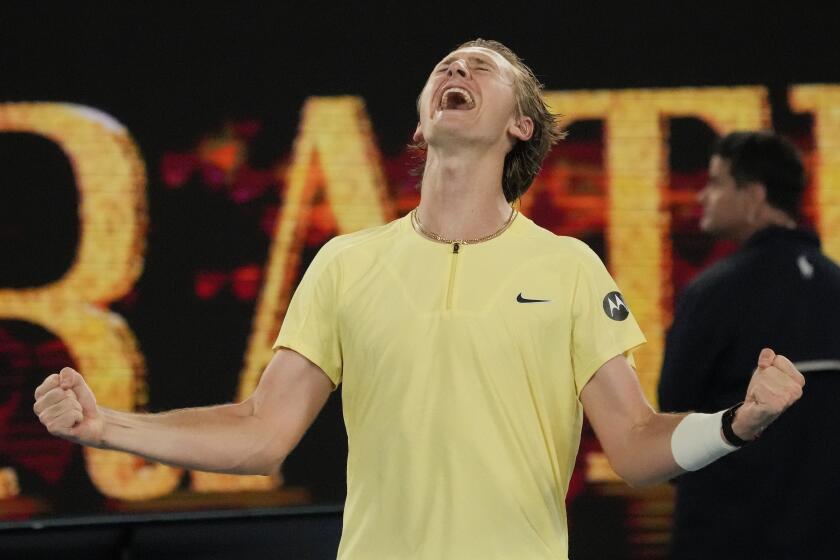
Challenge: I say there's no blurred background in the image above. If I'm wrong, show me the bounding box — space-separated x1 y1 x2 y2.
1 3 838 558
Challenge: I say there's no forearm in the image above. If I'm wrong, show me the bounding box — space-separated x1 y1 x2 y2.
35 352 331 476
601 409 686 487
585 350 804 488
97 402 287 475
582 356 692 487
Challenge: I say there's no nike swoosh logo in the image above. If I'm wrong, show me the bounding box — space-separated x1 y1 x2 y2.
517 293 551 303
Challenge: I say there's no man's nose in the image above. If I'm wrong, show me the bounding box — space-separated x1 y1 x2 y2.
697 186 708 204
447 60 470 78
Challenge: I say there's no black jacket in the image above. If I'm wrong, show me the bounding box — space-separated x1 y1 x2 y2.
658 226 840 560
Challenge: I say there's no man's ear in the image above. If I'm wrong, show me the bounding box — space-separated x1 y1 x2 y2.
743 181 768 225
509 115 534 142
746 181 767 204
413 123 425 144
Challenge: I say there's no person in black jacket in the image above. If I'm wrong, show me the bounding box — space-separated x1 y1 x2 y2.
659 131 840 559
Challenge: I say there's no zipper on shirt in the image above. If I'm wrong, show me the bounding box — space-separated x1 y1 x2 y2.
445 242 460 309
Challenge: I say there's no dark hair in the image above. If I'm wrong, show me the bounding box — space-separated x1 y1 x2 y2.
413 39 565 202
712 131 806 219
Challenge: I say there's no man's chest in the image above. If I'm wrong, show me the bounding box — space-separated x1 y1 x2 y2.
336 250 576 359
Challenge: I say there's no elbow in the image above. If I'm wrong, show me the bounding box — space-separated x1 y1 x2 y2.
609 457 669 488
244 462 282 478
223 451 286 476
593 452 640 489
607 460 647 489
227 399 291 476
238 436 292 476
253 454 286 477
621 470 665 489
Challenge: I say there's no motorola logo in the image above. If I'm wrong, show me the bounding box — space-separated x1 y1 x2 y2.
602 291 629 321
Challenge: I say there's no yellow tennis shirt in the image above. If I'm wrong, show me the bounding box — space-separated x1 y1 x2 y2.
274 213 646 559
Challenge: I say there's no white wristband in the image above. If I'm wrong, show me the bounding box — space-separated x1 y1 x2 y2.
670 411 738 471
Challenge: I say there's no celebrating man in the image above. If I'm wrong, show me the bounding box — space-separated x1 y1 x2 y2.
34 41 805 559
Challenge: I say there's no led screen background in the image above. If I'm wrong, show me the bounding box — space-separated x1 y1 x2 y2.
1 4 838 557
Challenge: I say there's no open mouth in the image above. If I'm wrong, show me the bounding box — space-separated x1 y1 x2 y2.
439 87 475 111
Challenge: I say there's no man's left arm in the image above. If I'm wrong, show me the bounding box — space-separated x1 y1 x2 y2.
580 349 805 487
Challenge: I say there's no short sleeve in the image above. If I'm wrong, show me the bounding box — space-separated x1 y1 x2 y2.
273 241 343 387
570 242 647 395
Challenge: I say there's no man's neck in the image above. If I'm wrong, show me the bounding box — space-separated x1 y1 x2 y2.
416 146 513 240
735 207 798 245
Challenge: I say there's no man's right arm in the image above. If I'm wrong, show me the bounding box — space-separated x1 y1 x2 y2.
33 349 333 476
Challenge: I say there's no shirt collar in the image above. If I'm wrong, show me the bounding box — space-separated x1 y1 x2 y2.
743 225 821 250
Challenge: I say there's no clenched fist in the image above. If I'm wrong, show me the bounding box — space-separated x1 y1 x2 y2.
732 348 806 441
33 367 104 446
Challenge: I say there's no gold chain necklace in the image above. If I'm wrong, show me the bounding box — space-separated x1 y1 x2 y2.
410 207 517 247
